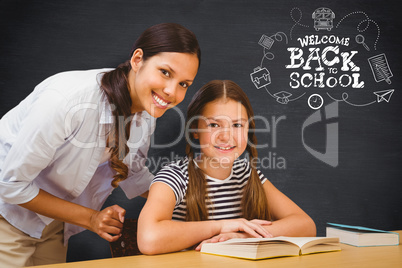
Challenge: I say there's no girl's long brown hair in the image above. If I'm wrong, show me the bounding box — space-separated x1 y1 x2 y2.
185 80 270 221
101 23 201 188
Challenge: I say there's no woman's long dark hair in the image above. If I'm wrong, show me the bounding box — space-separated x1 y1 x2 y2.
101 23 201 188
185 80 270 221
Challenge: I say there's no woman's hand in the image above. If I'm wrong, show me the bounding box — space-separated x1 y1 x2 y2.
89 205 126 242
218 218 272 239
19 189 128 242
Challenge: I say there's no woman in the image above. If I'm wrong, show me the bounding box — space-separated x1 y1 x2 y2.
0 23 200 266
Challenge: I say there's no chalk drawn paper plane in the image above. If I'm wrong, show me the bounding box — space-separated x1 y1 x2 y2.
373 89 394 103
274 91 292 104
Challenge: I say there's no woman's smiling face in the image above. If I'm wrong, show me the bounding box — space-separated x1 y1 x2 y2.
128 49 199 118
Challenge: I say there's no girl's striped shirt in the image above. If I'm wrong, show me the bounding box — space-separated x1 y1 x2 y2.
151 157 267 221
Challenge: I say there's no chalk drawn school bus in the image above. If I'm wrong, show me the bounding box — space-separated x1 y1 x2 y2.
312 7 335 31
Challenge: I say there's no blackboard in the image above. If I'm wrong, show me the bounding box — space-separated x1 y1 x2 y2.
1 0 401 262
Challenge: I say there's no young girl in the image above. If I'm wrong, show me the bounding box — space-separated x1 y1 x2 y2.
138 80 316 255
0 23 200 266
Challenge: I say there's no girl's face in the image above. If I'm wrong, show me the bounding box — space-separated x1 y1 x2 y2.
194 99 249 169
128 50 199 118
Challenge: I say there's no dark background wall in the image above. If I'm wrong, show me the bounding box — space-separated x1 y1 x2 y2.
1 0 401 262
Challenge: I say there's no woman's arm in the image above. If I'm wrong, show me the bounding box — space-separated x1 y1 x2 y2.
262 180 316 237
137 182 271 255
20 189 126 242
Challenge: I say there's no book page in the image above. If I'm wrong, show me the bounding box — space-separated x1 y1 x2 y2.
209 236 338 248
301 243 341 255
274 237 339 249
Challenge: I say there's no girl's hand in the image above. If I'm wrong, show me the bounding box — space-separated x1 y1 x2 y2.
195 232 253 251
89 205 126 242
218 218 272 239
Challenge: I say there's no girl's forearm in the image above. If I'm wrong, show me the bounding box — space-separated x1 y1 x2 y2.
138 219 221 254
137 217 272 255
264 213 317 237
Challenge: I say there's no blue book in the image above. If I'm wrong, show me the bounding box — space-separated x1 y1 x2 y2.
326 223 399 247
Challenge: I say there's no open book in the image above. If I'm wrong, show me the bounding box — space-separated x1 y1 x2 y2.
326 223 400 247
200 236 340 260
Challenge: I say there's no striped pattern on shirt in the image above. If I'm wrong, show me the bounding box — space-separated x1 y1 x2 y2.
151 157 267 221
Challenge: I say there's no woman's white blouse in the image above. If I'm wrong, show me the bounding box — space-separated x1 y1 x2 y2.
0 69 156 241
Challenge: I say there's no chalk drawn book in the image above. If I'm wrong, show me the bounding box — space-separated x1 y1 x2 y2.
326 223 400 247
200 236 340 260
